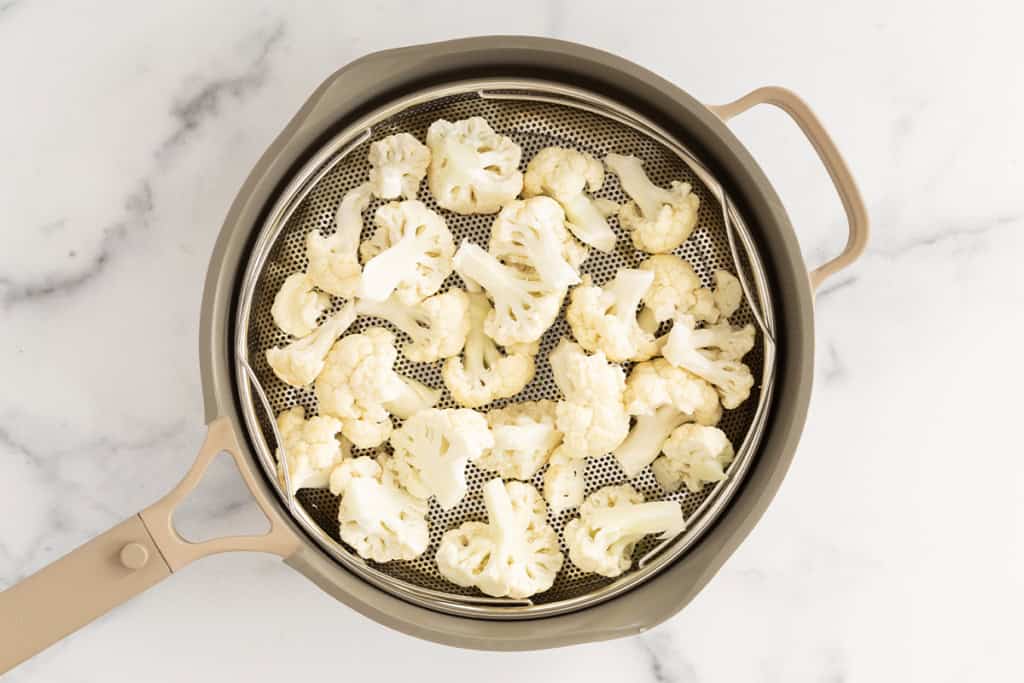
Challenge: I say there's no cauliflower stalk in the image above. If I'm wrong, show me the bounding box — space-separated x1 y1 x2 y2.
548 339 630 460
564 485 685 577
306 183 372 298
663 314 755 409
523 146 618 252
653 423 735 493
328 455 429 562
274 406 349 495
368 132 430 200
358 200 454 304
477 400 561 480
389 408 494 510
436 479 563 598
314 327 439 448
356 289 470 363
442 291 537 408
271 272 330 338
266 304 357 388
426 117 523 215
605 153 701 253
489 197 586 290
453 241 564 346
566 269 659 362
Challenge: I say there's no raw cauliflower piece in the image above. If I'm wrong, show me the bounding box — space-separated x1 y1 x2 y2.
356 289 470 363
328 455 428 562
564 484 685 578
442 291 537 408
314 326 437 448
614 359 722 478
477 400 562 480
548 339 630 460
384 375 441 421
368 133 431 200
713 270 743 319
543 451 586 513
653 423 735 493
566 269 659 362
266 304 357 388
358 200 454 304
489 197 587 290
306 183 372 298
663 314 755 409
426 117 523 215
389 408 494 510
453 241 564 346
274 406 349 495
637 254 717 326
605 153 701 253
436 479 563 598
523 146 617 252
271 272 330 338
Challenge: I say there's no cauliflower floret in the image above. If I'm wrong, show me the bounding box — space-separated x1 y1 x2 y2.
356 289 470 363
358 200 454 304
328 455 429 562
452 241 564 346
441 291 537 408
266 304 357 388
543 451 585 513
426 117 523 215
653 423 735 493
436 479 563 598
548 339 630 460
663 314 755 409
274 406 349 495
523 146 617 252
605 153 701 253
713 270 743 319
314 326 436 447
389 408 494 510
636 254 716 326
489 197 586 290
564 485 685 577
384 375 441 420
270 273 330 338
306 183 372 298
477 400 561 480
368 133 431 200
566 269 658 362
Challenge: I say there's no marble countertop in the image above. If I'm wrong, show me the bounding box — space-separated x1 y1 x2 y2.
2 1 1021 681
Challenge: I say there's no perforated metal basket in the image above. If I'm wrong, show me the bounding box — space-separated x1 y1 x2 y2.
234 79 778 618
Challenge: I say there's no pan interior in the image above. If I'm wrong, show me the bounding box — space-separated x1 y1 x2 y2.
235 81 776 617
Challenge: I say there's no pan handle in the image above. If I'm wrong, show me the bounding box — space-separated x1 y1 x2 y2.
0 417 300 673
708 86 869 292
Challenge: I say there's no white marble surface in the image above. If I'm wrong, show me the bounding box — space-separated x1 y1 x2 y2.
2 1 1021 680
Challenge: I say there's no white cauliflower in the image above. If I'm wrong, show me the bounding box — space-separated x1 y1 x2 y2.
522 146 617 252
356 288 470 363
314 326 436 448
442 291 537 408
384 375 441 420
713 270 743 319
328 455 429 562
653 423 735 493
271 272 330 338
389 408 494 510
368 132 431 200
566 269 659 362
564 484 685 578
477 400 561 480
358 200 454 304
663 314 755 409
489 197 586 290
306 183 372 298
543 452 585 513
452 241 564 346
436 479 563 598
605 153 701 253
638 254 717 325
266 304 357 388
426 117 523 215
548 339 630 460
274 406 349 495
614 359 722 478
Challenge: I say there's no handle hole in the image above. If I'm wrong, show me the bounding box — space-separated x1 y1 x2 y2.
172 451 271 543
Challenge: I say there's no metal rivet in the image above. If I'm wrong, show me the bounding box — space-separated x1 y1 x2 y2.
120 542 149 570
